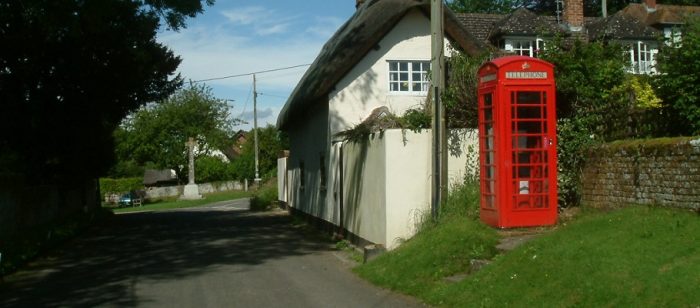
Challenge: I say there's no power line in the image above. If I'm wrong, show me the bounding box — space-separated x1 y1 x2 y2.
192 63 311 83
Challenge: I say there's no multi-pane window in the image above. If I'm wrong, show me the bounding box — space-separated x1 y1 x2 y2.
388 61 430 94
627 41 657 74
504 38 545 57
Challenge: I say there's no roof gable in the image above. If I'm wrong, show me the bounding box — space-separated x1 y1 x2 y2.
277 0 484 130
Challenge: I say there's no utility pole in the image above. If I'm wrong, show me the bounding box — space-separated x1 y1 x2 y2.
602 0 608 17
253 74 261 185
430 0 447 220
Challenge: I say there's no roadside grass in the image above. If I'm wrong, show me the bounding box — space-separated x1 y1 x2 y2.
356 181 700 308
111 190 252 213
354 181 500 300
249 180 278 212
434 205 700 307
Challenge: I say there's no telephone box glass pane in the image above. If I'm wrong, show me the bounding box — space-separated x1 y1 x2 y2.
481 92 496 208
511 91 548 209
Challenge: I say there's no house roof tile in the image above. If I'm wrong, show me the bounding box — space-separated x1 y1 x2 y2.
621 3 700 26
588 11 660 41
489 8 565 39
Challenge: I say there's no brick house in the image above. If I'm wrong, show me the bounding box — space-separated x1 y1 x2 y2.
457 0 700 74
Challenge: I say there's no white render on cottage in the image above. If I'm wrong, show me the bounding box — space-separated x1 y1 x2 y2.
280 8 478 250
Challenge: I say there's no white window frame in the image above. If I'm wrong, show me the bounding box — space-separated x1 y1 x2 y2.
663 26 682 46
626 41 658 75
388 60 430 95
503 37 546 58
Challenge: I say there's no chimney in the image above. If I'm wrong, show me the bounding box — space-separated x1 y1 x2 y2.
356 0 366 9
644 0 657 12
563 0 584 32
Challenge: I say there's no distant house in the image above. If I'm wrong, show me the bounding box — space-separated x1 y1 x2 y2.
457 0 700 74
221 130 248 161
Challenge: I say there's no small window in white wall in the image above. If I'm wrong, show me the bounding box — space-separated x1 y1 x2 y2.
627 41 658 74
504 38 546 57
388 60 430 94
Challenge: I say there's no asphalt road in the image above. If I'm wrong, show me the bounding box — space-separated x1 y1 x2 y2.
0 199 424 307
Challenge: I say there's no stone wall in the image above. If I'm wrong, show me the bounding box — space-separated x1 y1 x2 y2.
144 180 244 200
581 137 700 209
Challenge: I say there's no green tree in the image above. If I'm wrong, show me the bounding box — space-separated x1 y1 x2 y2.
444 51 489 129
656 16 700 135
446 0 525 14
117 83 237 181
233 125 289 181
539 39 630 206
0 0 212 181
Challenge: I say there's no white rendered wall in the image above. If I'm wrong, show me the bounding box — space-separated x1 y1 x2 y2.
328 9 453 138
286 100 335 223
340 134 387 245
338 129 478 250
277 157 288 203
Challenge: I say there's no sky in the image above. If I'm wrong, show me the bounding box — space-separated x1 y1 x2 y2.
157 1 357 131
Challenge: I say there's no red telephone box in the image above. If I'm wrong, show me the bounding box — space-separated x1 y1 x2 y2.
477 56 557 228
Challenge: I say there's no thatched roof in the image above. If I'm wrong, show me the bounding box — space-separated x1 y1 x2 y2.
588 11 660 41
276 0 485 130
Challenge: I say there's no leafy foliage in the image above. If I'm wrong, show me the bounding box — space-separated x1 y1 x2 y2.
0 0 212 181
195 156 236 183
539 39 630 207
249 179 278 211
656 16 700 135
99 177 144 197
446 0 621 16
115 83 236 181
355 181 499 300
233 125 289 181
446 0 525 14
444 51 488 129
397 108 432 133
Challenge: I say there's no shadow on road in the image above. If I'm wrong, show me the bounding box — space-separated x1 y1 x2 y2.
0 208 331 307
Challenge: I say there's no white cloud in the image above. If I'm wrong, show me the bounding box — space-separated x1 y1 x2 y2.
221 7 266 25
240 107 274 121
256 23 291 36
305 16 345 37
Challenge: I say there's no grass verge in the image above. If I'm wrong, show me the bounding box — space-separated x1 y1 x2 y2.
249 180 278 212
356 180 700 307
111 189 252 213
354 181 500 301
434 206 700 307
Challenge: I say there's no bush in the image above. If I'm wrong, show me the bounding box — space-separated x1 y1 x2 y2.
416 179 481 232
195 156 236 183
656 16 700 135
99 177 143 197
249 180 278 211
